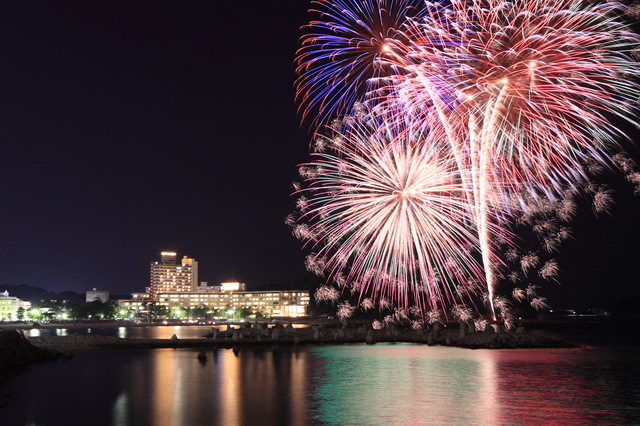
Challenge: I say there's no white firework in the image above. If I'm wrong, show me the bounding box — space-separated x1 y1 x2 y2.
508 271 522 283
530 297 550 311
305 255 327 276
451 304 474 322
525 284 540 298
512 287 527 302
474 318 489 332
539 260 560 280
505 248 520 262
394 308 409 321
314 285 340 303
360 298 375 311
520 252 540 275
593 185 614 215
337 301 356 320
426 310 442 325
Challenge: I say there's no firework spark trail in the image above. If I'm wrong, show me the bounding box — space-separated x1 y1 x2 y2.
389 0 640 315
291 107 490 313
295 0 640 320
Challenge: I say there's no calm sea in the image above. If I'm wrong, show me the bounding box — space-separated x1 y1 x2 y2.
2 323 640 426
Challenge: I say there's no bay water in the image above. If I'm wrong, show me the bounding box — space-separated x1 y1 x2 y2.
2 323 639 426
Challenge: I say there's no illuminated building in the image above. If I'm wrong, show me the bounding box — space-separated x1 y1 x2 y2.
0 291 31 321
220 281 246 292
118 285 310 318
148 252 198 300
86 288 110 303
153 289 309 317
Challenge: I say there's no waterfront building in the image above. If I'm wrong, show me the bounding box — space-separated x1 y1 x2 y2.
118 286 310 318
86 288 110 303
148 252 198 299
117 292 150 312
0 291 31 321
154 289 309 317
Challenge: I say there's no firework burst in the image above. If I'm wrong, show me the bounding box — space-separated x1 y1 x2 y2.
295 0 429 128
291 107 492 313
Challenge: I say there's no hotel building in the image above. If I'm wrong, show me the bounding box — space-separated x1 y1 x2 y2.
148 252 198 299
154 286 310 317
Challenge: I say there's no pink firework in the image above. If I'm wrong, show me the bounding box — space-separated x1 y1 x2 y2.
398 0 640 198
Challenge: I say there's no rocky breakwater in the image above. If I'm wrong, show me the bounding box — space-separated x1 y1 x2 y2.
206 321 579 349
25 322 579 350
0 329 62 375
442 323 579 349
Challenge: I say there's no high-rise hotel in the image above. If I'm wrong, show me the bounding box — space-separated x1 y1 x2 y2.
148 252 198 299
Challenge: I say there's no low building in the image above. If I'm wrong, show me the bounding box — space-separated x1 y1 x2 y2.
86 288 110 303
118 286 310 318
154 289 309 317
117 292 151 312
0 291 31 321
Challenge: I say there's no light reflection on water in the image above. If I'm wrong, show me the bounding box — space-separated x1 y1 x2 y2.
2 343 639 426
22 324 310 340
23 325 220 339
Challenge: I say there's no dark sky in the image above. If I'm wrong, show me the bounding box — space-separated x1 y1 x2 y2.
0 1 638 310
0 1 311 295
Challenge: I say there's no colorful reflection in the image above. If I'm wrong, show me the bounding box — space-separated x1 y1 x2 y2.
2 344 639 425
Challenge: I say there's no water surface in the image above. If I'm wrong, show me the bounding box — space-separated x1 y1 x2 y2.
2 342 638 426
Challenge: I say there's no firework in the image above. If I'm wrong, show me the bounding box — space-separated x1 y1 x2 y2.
336 301 356 320
451 304 474 322
295 0 640 321
295 0 429 128
393 0 640 311
398 0 640 198
512 287 528 302
314 285 340 303
359 298 375 311
291 107 491 313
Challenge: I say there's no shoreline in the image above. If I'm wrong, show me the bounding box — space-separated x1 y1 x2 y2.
22 322 581 352
0 316 607 330
4 317 630 352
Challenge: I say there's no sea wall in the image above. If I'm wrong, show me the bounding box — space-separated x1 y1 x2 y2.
0 329 61 375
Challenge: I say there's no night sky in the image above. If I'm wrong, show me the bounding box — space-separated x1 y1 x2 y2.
0 1 638 310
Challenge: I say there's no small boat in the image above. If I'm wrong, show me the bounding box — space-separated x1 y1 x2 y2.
197 351 207 360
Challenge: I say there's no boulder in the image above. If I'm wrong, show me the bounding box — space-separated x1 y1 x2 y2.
459 322 466 338
0 329 61 375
